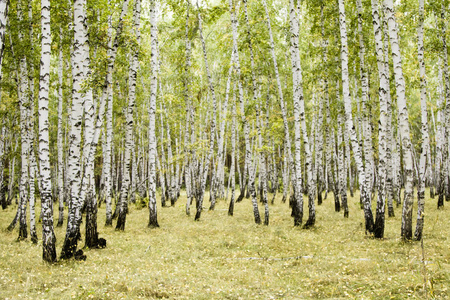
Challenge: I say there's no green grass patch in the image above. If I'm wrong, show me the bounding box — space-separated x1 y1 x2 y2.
0 189 449 299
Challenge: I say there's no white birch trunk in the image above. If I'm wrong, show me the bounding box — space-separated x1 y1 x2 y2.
116 0 140 231
38 0 56 261
370 0 388 238
104 0 130 226
61 0 88 259
148 0 159 227
414 0 428 241
384 0 415 240
17 5 29 240
57 32 65 228
289 0 315 226
356 0 374 232
194 4 218 221
264 0 301 225
0 0 8 83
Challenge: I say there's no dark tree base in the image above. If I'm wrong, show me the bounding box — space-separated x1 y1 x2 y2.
270 192 276 205
374 214 385 239
343 210 349 218
148 222 160 228
334 198 341 212
281 195 286 203
112 205 119 220
43 232 57 263
292 204 302 226
57 218 64 227
429 187 435 199
437 194 444 209
365 211 375 234
414 219 423 241
7 210 19 232
236 183 247 203
228 201 234 216
74 249 86 261
388 207 395 217
303 217 315 229
115 212 126 231
318 192 323 205
60 231 79 260
194 210 201 221
105 218 113 227
18 224 27 240
31 232 38 244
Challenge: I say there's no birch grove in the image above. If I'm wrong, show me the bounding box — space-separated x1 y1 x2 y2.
0 0 449 264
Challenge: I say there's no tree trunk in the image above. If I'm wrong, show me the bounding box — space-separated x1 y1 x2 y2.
264 0 301 225
384 0 415 240
370 0 389 238
414 0 428 241
57 32 65 228
37 0 57 255
60 0 89 259
148 0 159 228
356 0 374 233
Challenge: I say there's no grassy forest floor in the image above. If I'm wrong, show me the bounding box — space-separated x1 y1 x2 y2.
0 189 449 299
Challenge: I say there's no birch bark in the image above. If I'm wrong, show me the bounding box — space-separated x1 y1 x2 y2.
0 0 8 82
370 0 388 238
384 0 415 240
148 0 159 227
60 0 88 259
38 0 56 261
116 0 140 231
264 0 301 225
414 0 428 241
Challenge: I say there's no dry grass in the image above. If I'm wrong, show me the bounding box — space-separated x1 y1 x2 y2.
0 190 449 299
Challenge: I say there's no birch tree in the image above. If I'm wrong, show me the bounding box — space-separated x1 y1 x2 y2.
414 0 428 241
38 0 56 262
0 0 8 82
60 0 89 259
116 0 141 231
370 0 389 238
384 0 415 240
289 0 315 226
148 0 159 228
263 0 301 226
339 0 371 231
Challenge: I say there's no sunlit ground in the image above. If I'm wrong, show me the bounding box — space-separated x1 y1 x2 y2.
0 188 449 299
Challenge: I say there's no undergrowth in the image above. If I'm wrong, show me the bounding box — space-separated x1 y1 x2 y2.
0 189 449 299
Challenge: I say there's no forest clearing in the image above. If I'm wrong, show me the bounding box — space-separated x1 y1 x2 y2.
0 190 449 299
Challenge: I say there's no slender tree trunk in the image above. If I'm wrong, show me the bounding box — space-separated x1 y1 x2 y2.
264 0 301 225
194 5 217 221
57 32 65 228
370 0 388 238
228 92 237 216
355 0 374 233
116 0 140 231
241 0 262 224
60 0 89 260
337 112 348 218
148 0 159 228
38 0 57 261
0 0 9 83
414 0 428 241
383 16 395 217
104 0 129 226
384 0 415 240
17 19 29 241
289 0 315 227
440 5 450 205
